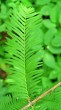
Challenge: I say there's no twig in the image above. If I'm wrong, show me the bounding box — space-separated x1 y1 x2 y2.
27 97 34 110
21 82 61 110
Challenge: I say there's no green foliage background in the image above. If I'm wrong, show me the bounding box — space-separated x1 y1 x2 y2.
0 0 61 110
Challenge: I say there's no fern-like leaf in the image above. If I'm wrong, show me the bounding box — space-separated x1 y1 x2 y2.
3 4 44 108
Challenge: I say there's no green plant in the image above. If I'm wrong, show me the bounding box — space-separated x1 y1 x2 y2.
0 1 61 110
0 4 43 110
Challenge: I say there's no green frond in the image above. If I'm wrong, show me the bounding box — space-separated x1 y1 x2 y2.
1 0 61 110
0 95 25 110
34 87 61 110
2 4 44 109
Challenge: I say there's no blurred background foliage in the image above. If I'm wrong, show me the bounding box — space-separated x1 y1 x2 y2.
0 0 61 109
